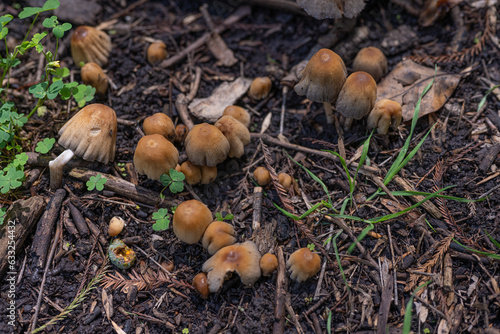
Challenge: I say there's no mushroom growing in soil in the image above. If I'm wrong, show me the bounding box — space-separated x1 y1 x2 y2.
367 99 403 135
202 221 237 255
214 115 251 159
193 272 210 299
352 47 388 82
147 41 167 65
71 26 111 67
278 173 293 190
80 62 108 95
133 134 179 180
253 167 271 186
184 123 230 167
179 161 202 185
248 77 272 100
260 253 278 276
286 247 321 282
223 105 251 128
172 199 212 244
202 241 262 293
142 113 175 142
294 48 347 124
49 103 117 189
108 216 125 237
200 165 217 184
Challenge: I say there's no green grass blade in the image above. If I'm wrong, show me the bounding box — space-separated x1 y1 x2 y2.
347 223 374 254
386 190 481 203
477 84 500 113
325 150 353 193
453 238 500 260
403 280 432 334
332 230 350 291
355 130 373 180
485 230 500 249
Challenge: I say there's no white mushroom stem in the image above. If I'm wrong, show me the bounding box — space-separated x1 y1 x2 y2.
49 149 74 190
323 102 334 124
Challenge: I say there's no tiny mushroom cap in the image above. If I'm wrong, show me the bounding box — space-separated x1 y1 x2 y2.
81 62 108 95
71 26 111 67
200 165 217 184
147 41 167 65
174 124 188 146
143 113 175 142
185 123 230 167
202 241 262 293
335 71 377 120
278 173 293 190
173 199 212 244
214 115 251 159
223 105 251 128
253 167 271 186
108 216 125 237
248 77 272 100
193 273 210 299
286 247 321 282
133 134 179 180
260 253 278 276
202 221 237 255
179 161 202 185
367 99 403 135
352 47 388 82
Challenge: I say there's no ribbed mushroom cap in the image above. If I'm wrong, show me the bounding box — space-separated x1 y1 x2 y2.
200 165 217 184
260 253 278 276
223 105 251 128
352 47 388 82
294 48 347 104
202 241 262 293
335 71 377 120
248 77 272 100
147 41 167 65
143 113 175 141
172 199 212 244
71 26 111 67
296 0 366 19
185 123 230 167
58 103 117 164
133 134 179 180
202 221 237 255
214 115 251 159
81 62 108 95
179 161 202 185
286 248 321 282
367 99 403 135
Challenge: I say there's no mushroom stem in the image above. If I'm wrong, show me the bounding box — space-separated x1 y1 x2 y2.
323 102 334 124
49 149 74 190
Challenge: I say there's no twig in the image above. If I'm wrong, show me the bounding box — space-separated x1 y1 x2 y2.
252 187 263 231
387 225 398 307
313 224 334 301
273 247 287 334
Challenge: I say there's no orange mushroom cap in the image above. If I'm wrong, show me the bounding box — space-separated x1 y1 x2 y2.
133 134 179 180
223 105 251 128
352 47 388 82
80 62 108 95
286 248 321 282
253 167 271 186
202 221 237 255
172 199 212 244
193 272 210 299
200 165 217 184
248 77 272 100
71 26 111 67
367 99 403 135
214 115 251 159
179 161 202 185
260 253 278 276
335 71 377 120
278 173 293 190
143 113 175 142
185 123 230 167
147 41 167 65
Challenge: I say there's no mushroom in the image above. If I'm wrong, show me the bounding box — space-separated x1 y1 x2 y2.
201 165 217 184
49 103 117 189
253 167 271 186
80 62 108 95
193 272 209 299
108 216 125 237
278 173 293 190
248 77 272 100
202 221 237 255
294 48 347 124
214 115 251 159
286 248 321 282
184 123 230 167
172 199 212 244
223 105 251 128
71 26 111 67
142 113 175 142
179 161 202 185
260 253 278 276
174 124 188 146
296 0 366 19
202 241 261 293
147 41 167 65
133 134 179 180
367 99 403 135
335 71 377 128
352 47 388 82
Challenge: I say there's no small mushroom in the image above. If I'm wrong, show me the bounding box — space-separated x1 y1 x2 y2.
109 239 136 270
200 165 217 184
80 62 108 95
223 105 251 128
367 99 403 135
202 241 261 293
278 173 293 190
185 123 230 167
108 216 125 237
174 124 188 146
172 199 212 244
133 134 179 180
71 26 111 67
193 273 209 299
248 77 272 100
253 167 271 186
202 221 237 255
143 113 175 142
352 47 388 82
214 115 251 159
179 161 202 185
147 41 167 65
260 253 278 276
286 248 321 282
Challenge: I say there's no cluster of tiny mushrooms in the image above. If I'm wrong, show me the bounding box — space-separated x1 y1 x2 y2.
48 23 402 298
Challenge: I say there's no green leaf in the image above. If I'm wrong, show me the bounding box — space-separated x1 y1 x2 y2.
42 16 58 28
169 169 185 182
19 0 60 18
0 167 25 193
29 82 48 99
215 212 223 221
169 181 184 193
0 207 6 225
86 174 107 191
35 137 55 154
32 32 48 44
152 208 170 231
53 22 71 38
12 153 28 168
0 27 8 39
0 15 13 27
160 173 172 186
47 80 64 99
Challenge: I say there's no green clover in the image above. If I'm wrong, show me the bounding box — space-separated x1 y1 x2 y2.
152 208 170 231
160 169 185 194
86 174 107 191
35 138 55 154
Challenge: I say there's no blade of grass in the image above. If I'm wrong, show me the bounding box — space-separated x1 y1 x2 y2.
383 190 482 203
347 223 374 254
402 280 432 334
453 238 500 260
332 230 350 291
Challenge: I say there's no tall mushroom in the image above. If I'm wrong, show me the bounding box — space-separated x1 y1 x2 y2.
71 26 112 67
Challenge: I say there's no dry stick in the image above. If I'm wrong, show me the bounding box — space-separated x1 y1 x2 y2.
279 87 288 137
109 0 149 20
387 225 398 307
313 224 335 301
273 247 287 334
252 187 263 231
285 294 304 334
67 201 90 237
175 67 202 130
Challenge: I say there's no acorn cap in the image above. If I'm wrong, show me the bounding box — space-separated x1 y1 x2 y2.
367 99 403 135
172 199 212 244
81 62 108 95
335 71 377 120
286 248 321 282
248 77 272 100
200 165 217 185
71 26 111 67
193 272 209 299
202 221 237 255
58 103 117 164
185 123 230 167
352 47 388 82
133 134 179 180
143 113 175 142
294 48 347 104
214 115 251 159
202 241 262 293
223 105 251 128
260 253 278 276
147 41 167 65
253 167 271 186
179 161 202 185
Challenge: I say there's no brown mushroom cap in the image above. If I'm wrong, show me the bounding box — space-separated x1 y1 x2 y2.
147 41 167 65
260 253 278 276
133 134 179 180
335 71 377 120
108 216 125 237
174 124 188 146
214 115 251 159
200 165 217 184
286 248 321 282
367 99 403 135
143 113 175 142
179 161 202 185
294 48 347 104
202 241 262 293
71 26 111 67
278 173 293 190
81 62 108 95
248 77 272 100
173 199 212 244
223 105 251 128
202 221 237 255
352 47 388 82
185 123 230 167
193 273 210 299
253 167 271 186
58 103 117 164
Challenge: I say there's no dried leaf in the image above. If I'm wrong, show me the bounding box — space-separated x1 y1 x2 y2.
207 33 238 67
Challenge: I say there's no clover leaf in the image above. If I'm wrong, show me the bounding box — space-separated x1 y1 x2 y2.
86 174 107 191
35 138 55 154
160 169 185 194
152 208 170 231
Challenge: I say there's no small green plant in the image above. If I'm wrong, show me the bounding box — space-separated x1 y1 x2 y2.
160 169 185 194
152 208 170 231
35 137 55 153
214 212 234 221
86 174 107 191
304 296 312 304
402 280 431 334
181 328 189 334
0 207 7 224
306 243 315 251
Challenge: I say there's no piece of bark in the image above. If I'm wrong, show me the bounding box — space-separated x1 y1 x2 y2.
32 189 66 268
0 196 46 279
62 207 79 237
68 202 90 237
377 258 394 334
273 247 287 334
86 218 107 247
479 144 500 173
